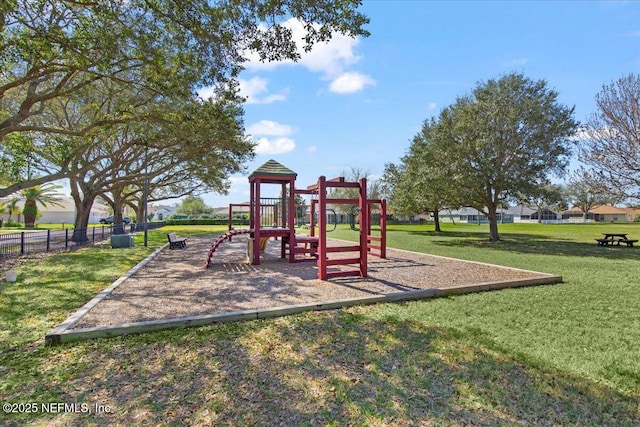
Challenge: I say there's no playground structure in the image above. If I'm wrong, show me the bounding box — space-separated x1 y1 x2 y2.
205 160 386 280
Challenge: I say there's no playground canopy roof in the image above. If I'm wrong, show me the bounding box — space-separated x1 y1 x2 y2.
249 159 297 181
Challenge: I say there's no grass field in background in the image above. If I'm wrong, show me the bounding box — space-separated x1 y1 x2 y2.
0 223 638 425
1 223 113 231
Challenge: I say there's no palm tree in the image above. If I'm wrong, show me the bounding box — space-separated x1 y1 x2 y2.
4 198 20 224
0 198 20 227
21 184 64 228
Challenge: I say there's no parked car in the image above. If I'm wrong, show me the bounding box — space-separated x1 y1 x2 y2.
99 216 131 224
99 216 113 224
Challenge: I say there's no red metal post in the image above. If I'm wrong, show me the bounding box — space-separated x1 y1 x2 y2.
274 204 279 228
381 199 387 259
253 179 261 265
249 182 255 230
318 176 327 280
359 177 367 277
310 199 316 237
288 178 296 262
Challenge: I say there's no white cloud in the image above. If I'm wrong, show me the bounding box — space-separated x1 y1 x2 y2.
260 92 289 104
329 72 376 94
243 18 361 78
247 120 293 136
298 33 361 77
198 78 288 104
227 176 249 194
228 176 248 185
255 137 296 154
427 102 437 111
196 86 217 101
307 146 317 153
242 18 373 94
502 58 529 67
247 119 296 154
570 126 617 142
239 77 288 104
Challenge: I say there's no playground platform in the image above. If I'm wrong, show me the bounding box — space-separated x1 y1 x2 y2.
46 235 561 343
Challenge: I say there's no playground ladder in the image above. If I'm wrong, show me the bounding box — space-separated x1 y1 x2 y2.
205 229 251 268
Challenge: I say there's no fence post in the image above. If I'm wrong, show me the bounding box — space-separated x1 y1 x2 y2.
46 229 51 251
21 232 25 254
65 229 69 248
92 227 96 242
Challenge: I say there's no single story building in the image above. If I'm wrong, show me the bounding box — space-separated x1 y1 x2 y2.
149 204 179 220
438 207 515 224
562 205 640 223
437 205 563 224
0 196 110 225
509 205 562 222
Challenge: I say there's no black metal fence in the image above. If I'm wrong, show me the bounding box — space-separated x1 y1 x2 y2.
0 222 166 260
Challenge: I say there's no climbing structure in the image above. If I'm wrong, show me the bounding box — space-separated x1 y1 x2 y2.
206 160 317 268
303 176 387 280
205 159 387 280
205 228 251 268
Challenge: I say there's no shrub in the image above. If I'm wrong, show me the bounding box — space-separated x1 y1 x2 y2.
2 221 24 228
164 218 250 226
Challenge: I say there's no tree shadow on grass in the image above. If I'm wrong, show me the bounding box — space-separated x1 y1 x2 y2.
0 246 157 352
8 311 638 426
409 230 640 261
409 229 537 240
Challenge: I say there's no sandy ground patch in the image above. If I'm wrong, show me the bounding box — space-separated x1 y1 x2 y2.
72 235 549 329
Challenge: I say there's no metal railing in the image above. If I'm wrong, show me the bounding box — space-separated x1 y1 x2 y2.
0 222 166 260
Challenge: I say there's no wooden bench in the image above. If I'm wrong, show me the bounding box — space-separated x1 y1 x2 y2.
618 239 638 247
167 232 187 249
595 238 611 246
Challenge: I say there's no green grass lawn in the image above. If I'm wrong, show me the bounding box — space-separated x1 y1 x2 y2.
1 223 126 233
0 223 638 425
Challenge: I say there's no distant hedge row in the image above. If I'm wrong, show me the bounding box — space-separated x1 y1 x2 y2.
164 218 250 226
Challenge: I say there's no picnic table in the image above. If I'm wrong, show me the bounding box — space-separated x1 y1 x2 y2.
595 233 638 247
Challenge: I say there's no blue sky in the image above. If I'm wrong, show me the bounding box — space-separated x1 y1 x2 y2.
198 0 640 208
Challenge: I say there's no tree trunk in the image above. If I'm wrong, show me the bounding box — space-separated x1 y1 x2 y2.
71 198 97 243
110 187 126 235
133 197 144 232
487 205 500 242
23 199 37 228
433 209 442 232
538 207 543 223
70 178 98 243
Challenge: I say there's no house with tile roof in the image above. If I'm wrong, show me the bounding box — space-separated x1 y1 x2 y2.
562 205 640 222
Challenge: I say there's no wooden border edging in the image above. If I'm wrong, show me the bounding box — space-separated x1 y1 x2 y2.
45 243 168 343
46 236 562 344
46 273 561 344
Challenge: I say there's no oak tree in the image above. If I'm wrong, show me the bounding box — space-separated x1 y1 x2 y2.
384 118 462 232
436 73 577 241
1 0 369 196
